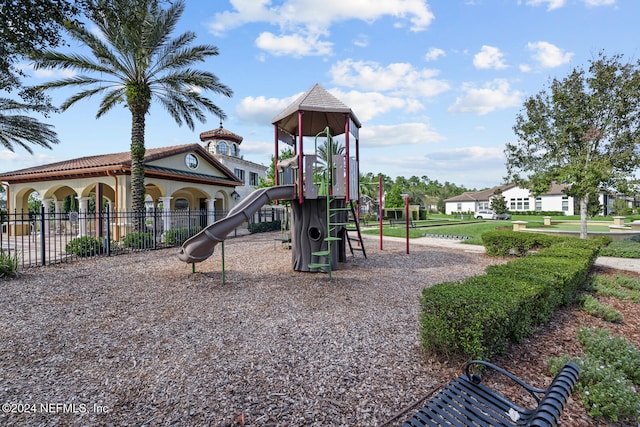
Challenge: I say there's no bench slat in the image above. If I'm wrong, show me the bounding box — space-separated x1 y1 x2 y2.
402 361 580 427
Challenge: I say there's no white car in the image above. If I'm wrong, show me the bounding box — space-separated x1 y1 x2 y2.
475 209 497 220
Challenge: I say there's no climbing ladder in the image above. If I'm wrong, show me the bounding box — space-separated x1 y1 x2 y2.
308 127 343 279
307 128 367 278
345 200 367 259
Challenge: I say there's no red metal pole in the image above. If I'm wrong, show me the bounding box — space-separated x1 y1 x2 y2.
298 111 304 204
345 114 350 202
379 175 383 251
405 194 409 254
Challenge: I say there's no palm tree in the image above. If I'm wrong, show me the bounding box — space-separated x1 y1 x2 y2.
34 0 232 217
0 98 59 153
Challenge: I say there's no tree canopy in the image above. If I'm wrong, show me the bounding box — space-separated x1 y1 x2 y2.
505 52 640 238
34 0 233 215
0 0 83 153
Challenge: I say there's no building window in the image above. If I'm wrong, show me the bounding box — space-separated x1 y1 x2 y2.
249 172 259 186
234 168 245 183
523 198 530 210
218 141 228 155
230 144 238 157
535 197 542 211
185 153 198 170
562 196 569 211
478 201 489 209
457 203 462 211
510 198 516 210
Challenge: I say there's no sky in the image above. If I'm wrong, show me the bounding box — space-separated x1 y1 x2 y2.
2 0 639 190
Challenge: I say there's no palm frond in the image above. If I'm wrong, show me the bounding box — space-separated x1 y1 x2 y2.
97 87 126 118
0 98 59 153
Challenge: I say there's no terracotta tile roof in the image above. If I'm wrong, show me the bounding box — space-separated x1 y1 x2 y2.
199 125 243 144
0 144 241 186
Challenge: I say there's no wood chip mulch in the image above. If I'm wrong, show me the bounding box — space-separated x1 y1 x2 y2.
0 232 637 426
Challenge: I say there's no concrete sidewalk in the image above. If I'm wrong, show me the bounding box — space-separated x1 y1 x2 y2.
363 234 640 274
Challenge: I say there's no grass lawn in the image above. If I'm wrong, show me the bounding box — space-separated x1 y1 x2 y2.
362 221 512 245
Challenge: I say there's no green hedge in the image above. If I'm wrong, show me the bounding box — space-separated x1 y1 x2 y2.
481 230 609 257
481 230 564 256
419 236 603 360
65 236 105 257
164 226 202 246
248 220 281 233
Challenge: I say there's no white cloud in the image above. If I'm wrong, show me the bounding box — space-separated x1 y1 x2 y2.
255 32 333 57
425 47 446 62
236 93 303 125
526 0 566 10
583 0 616 6
448 79 523 115
329 90 413 122
526 41 574 68
426 146 505 163
473 45 508 70
209 0 435 35
353 34 369 48
236 88 425 125
329 59 450 98
17 63 75 79
208 0 435 57
360 123 445 147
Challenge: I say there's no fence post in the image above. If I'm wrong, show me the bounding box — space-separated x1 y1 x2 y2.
105 209 111 256
152 208 157 249
40 205 46 266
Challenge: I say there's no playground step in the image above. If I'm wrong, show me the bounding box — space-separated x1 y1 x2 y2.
329 222 349 227
308 262 330 269
325 236 341 242
312 250 330 257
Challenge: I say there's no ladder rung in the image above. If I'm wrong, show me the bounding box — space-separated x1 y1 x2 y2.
312 250 330 256
308 263 330 269
325 237 341 242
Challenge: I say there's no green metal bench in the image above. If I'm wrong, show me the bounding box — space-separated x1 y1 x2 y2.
403 360 580 427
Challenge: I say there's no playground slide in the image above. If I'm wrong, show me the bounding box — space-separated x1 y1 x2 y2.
177 185 296 264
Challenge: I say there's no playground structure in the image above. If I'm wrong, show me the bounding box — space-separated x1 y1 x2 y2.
178 84 365 276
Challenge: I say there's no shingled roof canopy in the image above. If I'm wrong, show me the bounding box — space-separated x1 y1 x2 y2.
272 83 361 138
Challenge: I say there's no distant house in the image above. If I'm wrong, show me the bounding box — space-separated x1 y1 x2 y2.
444 183 576 216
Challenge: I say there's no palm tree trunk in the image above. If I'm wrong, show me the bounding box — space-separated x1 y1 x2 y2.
130 110 146 232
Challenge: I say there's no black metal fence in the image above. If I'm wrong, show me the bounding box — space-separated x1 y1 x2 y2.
0 205 287 270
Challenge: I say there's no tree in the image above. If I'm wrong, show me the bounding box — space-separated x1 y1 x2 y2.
490 189 508 214
0 0 83 153
261 147 294 188
34 0 233 219
505 53 640 238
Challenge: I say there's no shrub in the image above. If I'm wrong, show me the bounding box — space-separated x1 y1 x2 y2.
121 232 155 249
0 249 19 279
591 274 640 302
163 226 202 246
599 239 640 258
248 220 281 233
549 328 640 424
65 236 104 257
420 238 599 360
580 295 623 323
481 230 565 256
